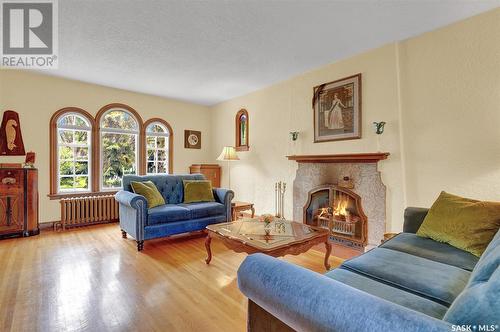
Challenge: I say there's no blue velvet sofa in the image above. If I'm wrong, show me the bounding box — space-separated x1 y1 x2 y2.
238 207 500 332
115 174 233 251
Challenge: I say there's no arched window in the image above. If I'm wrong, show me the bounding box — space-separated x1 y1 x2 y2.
50 104 175 197
50 108 94 194
144 119 173 174
235 109 249 151
98 105 141 190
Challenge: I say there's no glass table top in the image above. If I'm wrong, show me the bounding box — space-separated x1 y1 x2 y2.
206 219 327 249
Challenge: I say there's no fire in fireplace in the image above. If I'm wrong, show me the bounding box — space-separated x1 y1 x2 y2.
303 185 367 248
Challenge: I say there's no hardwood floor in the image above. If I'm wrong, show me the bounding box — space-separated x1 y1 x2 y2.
0 224 344 332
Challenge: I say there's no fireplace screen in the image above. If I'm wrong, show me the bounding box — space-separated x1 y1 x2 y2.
303 185 367 247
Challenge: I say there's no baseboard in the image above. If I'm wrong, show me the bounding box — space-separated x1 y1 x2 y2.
39 222 55 230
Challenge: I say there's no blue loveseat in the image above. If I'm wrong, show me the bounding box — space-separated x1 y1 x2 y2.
238 207 500 332
115 174 233 251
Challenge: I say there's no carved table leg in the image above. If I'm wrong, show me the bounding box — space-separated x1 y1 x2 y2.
324 241 332 270
251 206 255 218
121 230 127 239
137 240 144 252
205 235 212 264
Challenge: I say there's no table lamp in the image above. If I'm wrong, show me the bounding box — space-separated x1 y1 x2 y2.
216 146 239 189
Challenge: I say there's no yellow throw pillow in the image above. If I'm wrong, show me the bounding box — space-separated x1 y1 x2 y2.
130 181 165 209
417 191 500 257
183 180 215 203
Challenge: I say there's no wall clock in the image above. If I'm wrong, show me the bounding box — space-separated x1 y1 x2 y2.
184 130 201 149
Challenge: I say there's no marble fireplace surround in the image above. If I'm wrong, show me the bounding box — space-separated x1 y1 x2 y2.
288 153 389 250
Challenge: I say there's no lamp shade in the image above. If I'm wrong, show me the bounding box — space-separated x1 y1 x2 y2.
217 146 239 161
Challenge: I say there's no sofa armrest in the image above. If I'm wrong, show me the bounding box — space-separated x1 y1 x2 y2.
403 207 429 233
115 190 148 241
238 254 451 332
213 188 234 221
115 190 148 209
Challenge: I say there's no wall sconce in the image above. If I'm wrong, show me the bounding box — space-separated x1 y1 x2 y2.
373 122 386 135
289 131 299 141
373 121 386 152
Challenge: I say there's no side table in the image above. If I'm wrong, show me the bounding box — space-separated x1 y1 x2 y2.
231 201 255 221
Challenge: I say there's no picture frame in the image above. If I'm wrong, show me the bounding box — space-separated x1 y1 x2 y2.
0 110 26 155
184 130 201 149
313 73 362 143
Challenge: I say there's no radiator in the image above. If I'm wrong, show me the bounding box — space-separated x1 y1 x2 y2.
55 195 119 230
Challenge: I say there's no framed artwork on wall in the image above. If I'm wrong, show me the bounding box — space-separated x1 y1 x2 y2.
235 109 249 151
184 130 201 149
0 110 26 155
313 73 362 143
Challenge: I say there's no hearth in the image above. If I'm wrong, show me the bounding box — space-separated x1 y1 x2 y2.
303 185 367 248
290 153 389 249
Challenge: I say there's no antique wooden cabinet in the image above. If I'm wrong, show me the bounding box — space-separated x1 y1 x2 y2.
0 168 39 239
189 164 221 188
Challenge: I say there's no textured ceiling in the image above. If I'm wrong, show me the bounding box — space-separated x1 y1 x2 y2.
43 0 500 105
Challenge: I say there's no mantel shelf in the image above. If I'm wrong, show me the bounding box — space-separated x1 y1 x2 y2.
286 152 390 163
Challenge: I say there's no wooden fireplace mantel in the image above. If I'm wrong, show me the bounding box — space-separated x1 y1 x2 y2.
286 152 390 163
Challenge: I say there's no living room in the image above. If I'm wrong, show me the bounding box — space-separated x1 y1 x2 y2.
0 1 499 331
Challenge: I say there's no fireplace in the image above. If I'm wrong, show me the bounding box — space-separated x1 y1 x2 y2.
303 185 367 248
290 153 389 249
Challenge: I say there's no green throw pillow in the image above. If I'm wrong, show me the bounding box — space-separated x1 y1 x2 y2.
417 191 500 257
183 180 215 203
130 181 165 208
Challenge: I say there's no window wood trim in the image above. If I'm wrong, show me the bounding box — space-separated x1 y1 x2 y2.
49 107 96 195
50 104 175 197
48 191 118 200
235 109 249 151
95 103 145 191
143 118 174 174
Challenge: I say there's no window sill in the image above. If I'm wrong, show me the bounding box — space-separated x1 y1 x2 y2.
235 145 249 152
48 191 118 200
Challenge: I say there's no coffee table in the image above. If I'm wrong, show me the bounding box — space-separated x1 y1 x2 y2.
205 219 332 270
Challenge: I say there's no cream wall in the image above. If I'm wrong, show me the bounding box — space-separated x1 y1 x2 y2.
399 8 500 208
210 8 500 232
0 70 212 224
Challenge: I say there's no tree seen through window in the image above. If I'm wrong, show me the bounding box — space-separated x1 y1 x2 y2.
57 114 91 192
146 122 170 174
100 110 138 189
